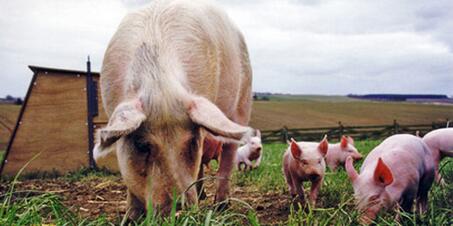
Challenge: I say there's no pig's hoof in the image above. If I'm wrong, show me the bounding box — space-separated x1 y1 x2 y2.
126 208 144 223
215 201 230 212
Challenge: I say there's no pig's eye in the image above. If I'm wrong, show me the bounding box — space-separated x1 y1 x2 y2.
318 159 321 164
301 159 309 165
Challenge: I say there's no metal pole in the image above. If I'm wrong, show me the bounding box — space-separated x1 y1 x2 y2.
86 56 96 169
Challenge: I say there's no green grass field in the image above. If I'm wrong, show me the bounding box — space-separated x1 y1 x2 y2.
1 140 452 225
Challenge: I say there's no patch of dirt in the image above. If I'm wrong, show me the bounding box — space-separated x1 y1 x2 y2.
0 175 291 225
0 177 128 221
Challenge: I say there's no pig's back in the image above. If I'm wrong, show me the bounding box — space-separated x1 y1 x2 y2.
422 128 453 155
101 0 251 120
361 135 430 180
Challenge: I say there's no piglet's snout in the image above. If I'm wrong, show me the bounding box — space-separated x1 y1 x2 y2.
354 153 363 160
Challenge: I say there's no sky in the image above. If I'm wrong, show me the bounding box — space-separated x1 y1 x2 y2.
1 0 452 97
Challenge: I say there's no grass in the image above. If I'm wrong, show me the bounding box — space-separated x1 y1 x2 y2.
1 140 452 225
0 150 4 164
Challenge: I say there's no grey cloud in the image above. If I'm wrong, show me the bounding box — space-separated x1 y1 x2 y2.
1 0 452 97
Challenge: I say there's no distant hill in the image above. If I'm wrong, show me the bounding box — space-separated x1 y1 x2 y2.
347 94 452 103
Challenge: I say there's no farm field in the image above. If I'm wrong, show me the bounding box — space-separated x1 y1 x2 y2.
1 141 452 225
0 104 20 150
1 96 452 147
250 95 453 130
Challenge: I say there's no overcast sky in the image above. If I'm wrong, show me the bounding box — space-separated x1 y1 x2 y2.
1 0 452 97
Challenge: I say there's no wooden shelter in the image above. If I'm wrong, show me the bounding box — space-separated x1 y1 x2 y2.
0 60 110 176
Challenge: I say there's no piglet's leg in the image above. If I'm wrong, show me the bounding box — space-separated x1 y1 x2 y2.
399 190 416 213
215 143 237 208
416 170 435 214
432 149 444 184
293 177 306 206
283 165 296 198
254 155 262 168
309 178 322 206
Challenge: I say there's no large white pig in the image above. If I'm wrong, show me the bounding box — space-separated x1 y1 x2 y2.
345 134 435 224
93 0 254 219
422 128 453 184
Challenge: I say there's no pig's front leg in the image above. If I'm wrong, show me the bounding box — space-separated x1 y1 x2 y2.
309 177 322 206
242 157 254 170
416 169 435 214
215 143 237 208
399 189 416 213
253 155 262 169
293 176 306 206
196 164 207 200
283 164 296 198
126 189 145 221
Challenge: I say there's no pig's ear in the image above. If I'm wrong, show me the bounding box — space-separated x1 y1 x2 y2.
373 158 394 186
186 96 253 142
99 99 146 147
345 156 358 182
340 136 348 149
318 136 328 156
290 138 302 159
256 129 261 137
347 136 355 145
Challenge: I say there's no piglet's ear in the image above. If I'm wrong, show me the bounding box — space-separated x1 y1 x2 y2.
347 136 354 145
340 135 348 149
256 129 261 137
318 135 328 156
373 158 393 186
290 138 302 159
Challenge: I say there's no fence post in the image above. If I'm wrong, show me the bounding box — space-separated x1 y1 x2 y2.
338 121 344 138
393 119 399 134
281 126 289 143
446 118 450 128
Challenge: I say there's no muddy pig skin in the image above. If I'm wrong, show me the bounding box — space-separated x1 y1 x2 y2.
422 128 453 184
282 137 328 206
325 136 362 171
345 134 435 224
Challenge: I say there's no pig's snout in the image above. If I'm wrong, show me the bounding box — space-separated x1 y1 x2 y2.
256 147 262 152
354 153 363 160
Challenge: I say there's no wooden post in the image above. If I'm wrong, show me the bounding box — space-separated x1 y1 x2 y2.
338 121 344 139
282 126 289 143
393 119 399 134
